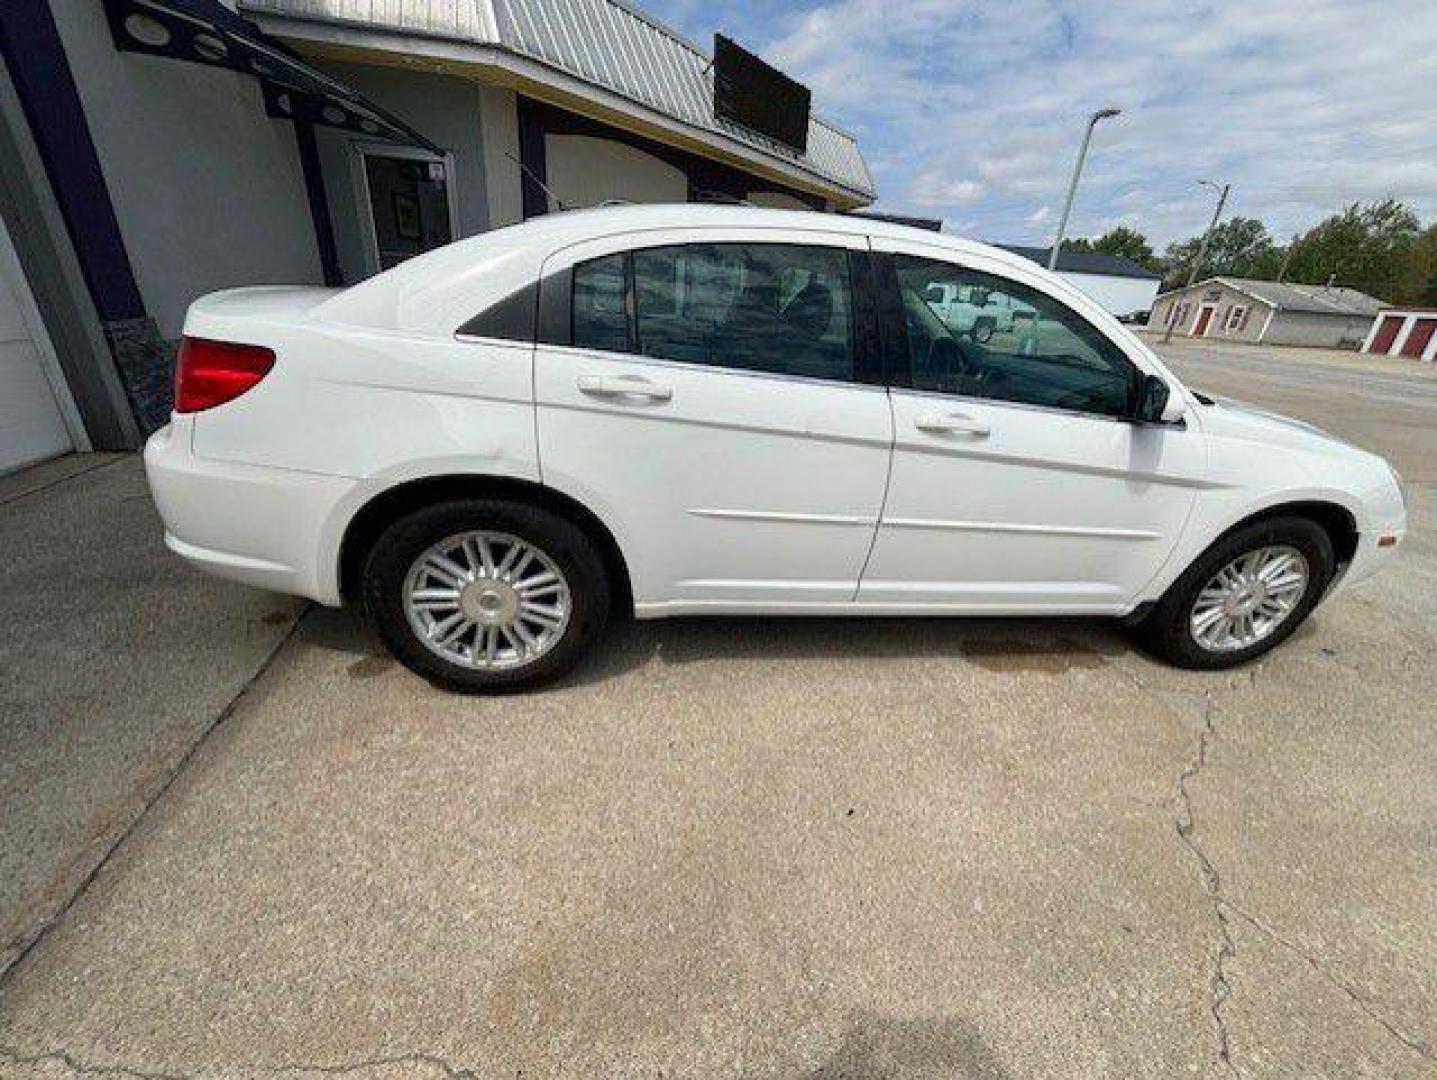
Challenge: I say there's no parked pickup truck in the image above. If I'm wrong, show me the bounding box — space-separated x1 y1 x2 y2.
923 281 1036 342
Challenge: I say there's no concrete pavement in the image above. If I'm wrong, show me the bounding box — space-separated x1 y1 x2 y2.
0 454 305 973
1 340 1433 1077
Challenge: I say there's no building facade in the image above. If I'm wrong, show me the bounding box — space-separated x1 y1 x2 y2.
0 0 874 473
1148 277 1384 350
995 245 1161 318
1361 308 1437 361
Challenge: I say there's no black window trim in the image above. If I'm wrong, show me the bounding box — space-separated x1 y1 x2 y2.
875 250 1146 422
455 279 539 343
537 266 572 346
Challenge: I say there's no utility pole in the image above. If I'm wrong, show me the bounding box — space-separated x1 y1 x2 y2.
1275 242 1294 283
1162 180 1230 344
1048 108 1122 271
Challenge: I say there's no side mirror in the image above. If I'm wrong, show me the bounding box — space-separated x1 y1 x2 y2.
1134 373 1180 424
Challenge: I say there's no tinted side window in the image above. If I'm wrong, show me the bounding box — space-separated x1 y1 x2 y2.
572 244 853 382
572 253 630 353
634 244 853 381
892 256 1139 418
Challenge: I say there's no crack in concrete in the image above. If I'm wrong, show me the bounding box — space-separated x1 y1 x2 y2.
273 1053 478 1079
0 1046 191 1080
1221 901 1436 1064
1172 690 1241 1077
1112 657 1434 1073
0 456 131 508
0 1047 478 1080
0 607 311 987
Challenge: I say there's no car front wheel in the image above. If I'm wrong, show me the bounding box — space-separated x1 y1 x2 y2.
362 499 609 692
1139 515 1335 669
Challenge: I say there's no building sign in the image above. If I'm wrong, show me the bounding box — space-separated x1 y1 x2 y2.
713 34 811 154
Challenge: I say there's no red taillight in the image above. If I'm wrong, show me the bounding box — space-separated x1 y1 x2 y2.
174 336 275 413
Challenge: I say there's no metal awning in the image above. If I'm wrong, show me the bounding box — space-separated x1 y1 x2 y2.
100 0 439 153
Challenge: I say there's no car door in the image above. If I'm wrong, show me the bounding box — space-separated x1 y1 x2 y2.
860 237 1208 613
533 228 892 614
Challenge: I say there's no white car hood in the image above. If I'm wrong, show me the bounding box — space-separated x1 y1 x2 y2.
1196 394 1356 457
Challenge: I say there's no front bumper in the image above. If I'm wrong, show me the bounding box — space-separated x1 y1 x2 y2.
1330 528 1404 596
1330 475 1407 595
144 420 354 604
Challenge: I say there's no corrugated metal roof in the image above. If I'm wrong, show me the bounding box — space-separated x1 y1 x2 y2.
997 244 1162 281
240 0 874 199
1162 276 1387 316
1222 278 1386 316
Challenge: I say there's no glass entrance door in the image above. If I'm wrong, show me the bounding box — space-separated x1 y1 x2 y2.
357 148 454 272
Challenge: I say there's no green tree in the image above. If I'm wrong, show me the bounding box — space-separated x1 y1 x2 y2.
1059 227 1157 269
1282 199 1421 303
1393 224 1437 307
1160 216 1280 289
1092 225 1156 267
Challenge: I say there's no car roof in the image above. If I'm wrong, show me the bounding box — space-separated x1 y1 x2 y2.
473 202 1007 260
322 203 1043 334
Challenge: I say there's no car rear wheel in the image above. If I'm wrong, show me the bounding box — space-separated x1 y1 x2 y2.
1139 516 1335 669
362 499 609 692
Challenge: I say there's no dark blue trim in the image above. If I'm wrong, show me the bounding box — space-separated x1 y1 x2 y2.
293 118 341 286
0 0 145 322
516 95 551 219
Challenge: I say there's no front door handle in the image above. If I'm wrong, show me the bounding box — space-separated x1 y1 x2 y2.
577 373 673 402
915 411 990 437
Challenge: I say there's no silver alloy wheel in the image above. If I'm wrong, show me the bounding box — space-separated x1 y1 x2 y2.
1189 544 1309 653
402 530 571 670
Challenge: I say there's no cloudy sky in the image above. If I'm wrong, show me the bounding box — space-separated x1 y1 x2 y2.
649 0 1437 249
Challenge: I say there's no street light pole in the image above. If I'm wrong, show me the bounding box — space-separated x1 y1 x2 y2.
1048 107 1121 271
1162 180 1230 344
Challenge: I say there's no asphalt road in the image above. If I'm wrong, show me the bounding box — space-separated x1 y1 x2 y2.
1 340 1433 1078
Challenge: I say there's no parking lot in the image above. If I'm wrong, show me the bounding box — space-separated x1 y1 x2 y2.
1 339 1433 1077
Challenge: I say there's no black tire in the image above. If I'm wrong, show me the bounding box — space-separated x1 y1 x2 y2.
1138 515 1335 669
362 498 610 692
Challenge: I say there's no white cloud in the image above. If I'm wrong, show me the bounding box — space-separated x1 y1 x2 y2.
1026 206 1051 226
683 0 1437 249
908 174 984 208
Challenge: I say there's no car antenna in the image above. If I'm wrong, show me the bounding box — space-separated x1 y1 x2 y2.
504 151 568 212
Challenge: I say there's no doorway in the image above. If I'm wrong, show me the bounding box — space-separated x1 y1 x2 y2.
1368 314 1405 354
1400 318 1436 359
0 211 85 473
1192 304 1217 337
351 144 456 275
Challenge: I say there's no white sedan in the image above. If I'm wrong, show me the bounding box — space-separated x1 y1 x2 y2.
145 205 1406 690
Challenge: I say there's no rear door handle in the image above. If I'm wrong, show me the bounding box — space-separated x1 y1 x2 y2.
915 411 990 437
577 373 673 402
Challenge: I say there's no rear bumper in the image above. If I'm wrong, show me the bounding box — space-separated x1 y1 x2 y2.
144 420 353 604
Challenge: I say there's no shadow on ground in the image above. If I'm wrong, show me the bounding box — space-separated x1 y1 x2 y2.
300 603 1141 692
805 1013 1008 1079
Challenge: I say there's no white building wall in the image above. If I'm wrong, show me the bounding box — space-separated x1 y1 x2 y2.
49 0 322 336
1057 272 1160 317
1266 311 1375 350
479 86 522 228
542 134 687 210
